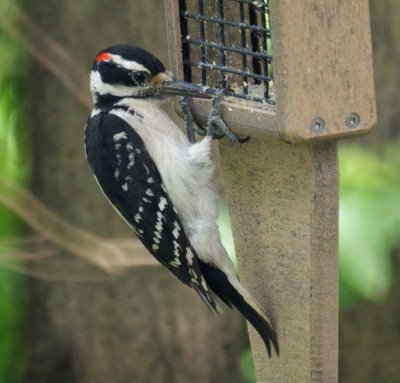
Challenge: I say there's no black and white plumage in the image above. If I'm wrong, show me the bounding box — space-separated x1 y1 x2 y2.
84 44 278 356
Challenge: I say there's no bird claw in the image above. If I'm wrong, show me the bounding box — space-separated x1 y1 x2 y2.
206 89 249 143
180 89 249 144
179 96 207 143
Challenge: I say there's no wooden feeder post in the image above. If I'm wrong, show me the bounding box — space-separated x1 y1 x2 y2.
165 0 376 382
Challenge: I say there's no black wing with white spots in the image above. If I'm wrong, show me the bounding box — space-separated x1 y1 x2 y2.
84 111 219 312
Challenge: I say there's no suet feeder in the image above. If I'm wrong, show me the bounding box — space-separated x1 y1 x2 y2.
166 0 375 142
164 0 376 381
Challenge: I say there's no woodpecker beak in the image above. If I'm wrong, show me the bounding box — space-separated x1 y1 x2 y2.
157 79 214 99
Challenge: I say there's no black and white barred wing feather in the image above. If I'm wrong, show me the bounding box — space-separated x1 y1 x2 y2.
84 112 219 312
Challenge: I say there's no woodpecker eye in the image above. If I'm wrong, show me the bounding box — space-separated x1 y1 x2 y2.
131 71 149 86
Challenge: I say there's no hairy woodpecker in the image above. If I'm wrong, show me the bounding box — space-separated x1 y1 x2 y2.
84 44 278 356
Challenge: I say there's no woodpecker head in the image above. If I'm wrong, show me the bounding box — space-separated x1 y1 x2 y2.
90 44 212 106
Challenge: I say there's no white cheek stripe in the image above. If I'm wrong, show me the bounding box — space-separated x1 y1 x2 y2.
109 54 152 73
90 71 142 97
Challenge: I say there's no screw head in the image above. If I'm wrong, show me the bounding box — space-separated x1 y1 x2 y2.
346 113 360 129
310 118 325 133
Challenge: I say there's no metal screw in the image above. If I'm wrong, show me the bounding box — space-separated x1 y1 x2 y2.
310 118 325 133
346 113 360 129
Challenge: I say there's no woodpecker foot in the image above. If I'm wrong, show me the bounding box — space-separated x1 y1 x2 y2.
179 96 207 143
207 89 250 143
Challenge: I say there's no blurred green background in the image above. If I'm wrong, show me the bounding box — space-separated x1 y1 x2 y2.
1 0 400 382
0 1 30 380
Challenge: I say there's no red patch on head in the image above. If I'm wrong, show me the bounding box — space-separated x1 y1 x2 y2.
95 52 113 63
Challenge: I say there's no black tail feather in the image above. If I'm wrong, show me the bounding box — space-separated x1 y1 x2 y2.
197 260 279 357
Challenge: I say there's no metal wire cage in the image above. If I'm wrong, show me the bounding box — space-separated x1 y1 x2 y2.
180 0 273 104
